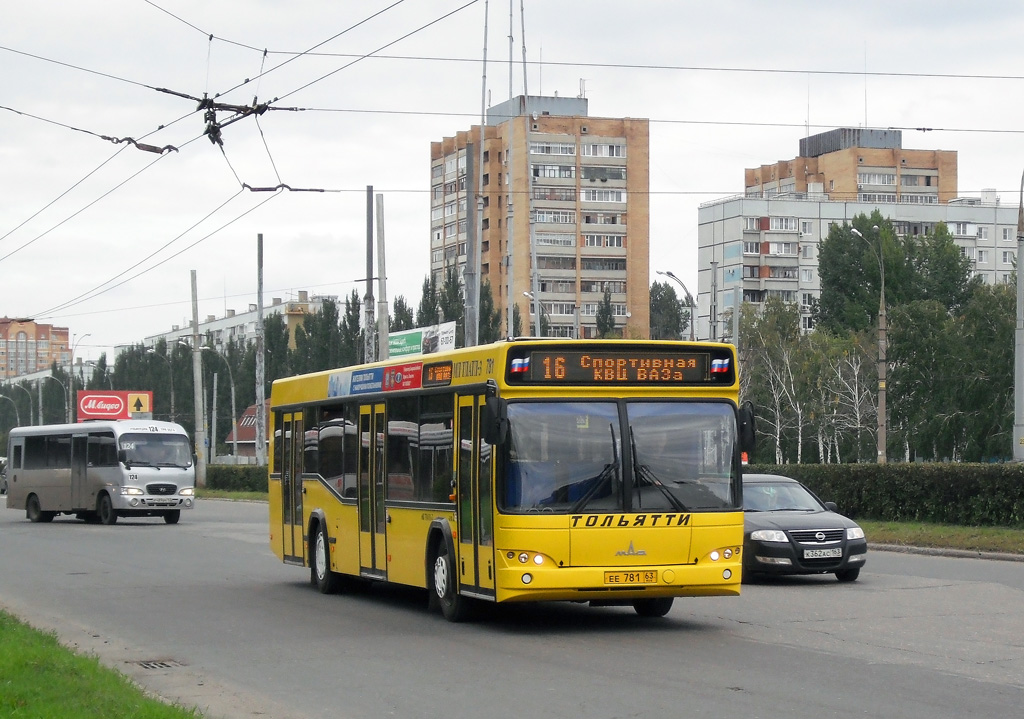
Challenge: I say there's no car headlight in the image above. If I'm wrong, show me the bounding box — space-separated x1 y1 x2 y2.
120 487 144 496
750 529 788 543
847 526 865 540
179 487 195 496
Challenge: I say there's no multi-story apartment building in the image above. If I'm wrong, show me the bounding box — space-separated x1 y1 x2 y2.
134 290 333 352
0 318 71 379
697 129 1013 338
430 95 650 339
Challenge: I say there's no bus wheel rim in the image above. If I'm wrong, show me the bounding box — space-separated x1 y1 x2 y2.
434 556 448 599
315 533 327 579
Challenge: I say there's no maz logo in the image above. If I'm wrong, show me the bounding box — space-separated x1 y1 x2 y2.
615 542 647 557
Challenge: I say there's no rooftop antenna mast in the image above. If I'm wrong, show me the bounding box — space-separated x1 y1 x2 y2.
520 0 541 337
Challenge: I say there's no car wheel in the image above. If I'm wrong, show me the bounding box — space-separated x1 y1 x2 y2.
163 510 181 525
432 540 471 622
836 567 860 582
311 522 342 594
633 597 674 618
97 494 118 525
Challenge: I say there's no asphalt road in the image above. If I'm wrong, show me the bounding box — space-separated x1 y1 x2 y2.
0 499 1021 719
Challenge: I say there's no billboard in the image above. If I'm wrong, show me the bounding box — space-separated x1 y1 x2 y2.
76 391 154 421
388 321 456 358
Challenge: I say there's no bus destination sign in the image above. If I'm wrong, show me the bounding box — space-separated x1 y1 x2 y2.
508 348 734 385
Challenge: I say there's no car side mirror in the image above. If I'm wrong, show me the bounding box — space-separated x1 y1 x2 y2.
738 400 756 454
824 501 838 512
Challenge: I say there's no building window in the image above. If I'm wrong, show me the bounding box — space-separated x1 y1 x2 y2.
800 220 813 236
802 292 814 308
769 217 798 232
532 164 576 179
537 256 577 270
744 217 760 231
768 242 797 255
742 265 759 278
530 141 576 155
858 193 898 203
582 212 623 226
582 189 626 203
977 250 989 264
533 210 576 224
1003 228 1014 241
768 266 798 279
583 234 625 248
898 194 938 204
533 187 576 202
536 233 576 247
581 143 626 158
1003 251 1016 264
801 316 815 331
801 269 813 282
581 166 626 182
857 172 896 185
743 241 760 255
581 258 627 271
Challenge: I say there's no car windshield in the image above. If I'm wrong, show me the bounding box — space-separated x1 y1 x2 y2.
744 481 823 512
498 400 739 514
119 434 193 468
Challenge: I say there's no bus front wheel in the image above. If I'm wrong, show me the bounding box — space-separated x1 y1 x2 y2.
432 540 471 622
97 494 118 525
633 597 674 618
163 511 180 525
311 523 341 594
26 495 55 523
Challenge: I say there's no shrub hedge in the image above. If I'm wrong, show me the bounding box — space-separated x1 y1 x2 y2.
205 465 268 493
747 463 1024 527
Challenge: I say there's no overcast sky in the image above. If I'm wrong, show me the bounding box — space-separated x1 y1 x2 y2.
3 0 1023 362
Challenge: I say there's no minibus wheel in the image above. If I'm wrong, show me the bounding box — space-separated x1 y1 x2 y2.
163 510 181 525
26 495 55 523
97 494 118 525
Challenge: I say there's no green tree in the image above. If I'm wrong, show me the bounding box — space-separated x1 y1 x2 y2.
649 280 685 339
478 280 503 343
595 288 616 338
438 266 465 347
390 295 415 332
340 289 363 366
416 276 439 327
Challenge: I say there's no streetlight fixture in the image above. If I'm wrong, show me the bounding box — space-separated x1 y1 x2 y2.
69 333 91 422
523 291 551 337
852 225 886 464
0 393 21 426
147 348 175 423
41 375 68 424
10 383 33 425
655 270 697 341
201 347 237 464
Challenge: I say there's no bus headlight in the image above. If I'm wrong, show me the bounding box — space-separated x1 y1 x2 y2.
179 487 195 496
120 487 144 496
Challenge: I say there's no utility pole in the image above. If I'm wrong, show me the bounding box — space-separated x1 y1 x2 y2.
1014 172 1024 461
364 186 376 364
191 270 207 487
255 234 267 467
375 194 390 360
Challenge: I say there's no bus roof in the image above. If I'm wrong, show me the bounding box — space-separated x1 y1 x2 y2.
7 419 189 438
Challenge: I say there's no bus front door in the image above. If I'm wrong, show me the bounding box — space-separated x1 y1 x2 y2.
456 395 495 599
71 435 88 510
358 404 387 579
280 412 305 564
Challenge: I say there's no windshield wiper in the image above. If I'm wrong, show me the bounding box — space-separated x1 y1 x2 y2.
629 428 687 512
570 423 620 513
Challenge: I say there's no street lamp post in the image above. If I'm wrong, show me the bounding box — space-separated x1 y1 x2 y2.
41 375 67 425
852 226 886 464
10 383 33 425
655 270 697 341
69 333 91 422
147 348 175 422
523 292 551 337
0 394 21 426
202 347 237 464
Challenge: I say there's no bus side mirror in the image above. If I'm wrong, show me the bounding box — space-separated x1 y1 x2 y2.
483 395 509 446
738 400 756 455
117 449 131 469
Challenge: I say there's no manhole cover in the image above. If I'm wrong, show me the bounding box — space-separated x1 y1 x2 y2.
130 659 185 670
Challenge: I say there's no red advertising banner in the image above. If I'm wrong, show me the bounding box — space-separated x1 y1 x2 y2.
77 391 154 421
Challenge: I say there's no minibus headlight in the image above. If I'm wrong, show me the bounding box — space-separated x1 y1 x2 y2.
120 487 144 496
179 487 195 496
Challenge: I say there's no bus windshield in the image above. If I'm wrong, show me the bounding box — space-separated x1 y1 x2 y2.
119 434 193 468
500 400 739 514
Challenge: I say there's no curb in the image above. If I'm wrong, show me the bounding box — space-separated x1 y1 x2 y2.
870 543 1024 563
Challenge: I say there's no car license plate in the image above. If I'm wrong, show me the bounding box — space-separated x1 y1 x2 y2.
604 570 657 585
804 548 843 559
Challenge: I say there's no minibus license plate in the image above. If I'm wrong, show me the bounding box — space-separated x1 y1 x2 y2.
604 570 657 585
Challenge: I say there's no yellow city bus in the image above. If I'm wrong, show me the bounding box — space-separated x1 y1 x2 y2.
269 339 755 621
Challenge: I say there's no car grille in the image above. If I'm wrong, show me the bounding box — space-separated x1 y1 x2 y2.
147 483 177 496
790 528 844 544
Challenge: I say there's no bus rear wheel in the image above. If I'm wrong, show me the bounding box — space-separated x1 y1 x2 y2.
432 540 471 622
163 510 181 525
633 597 674 618
26 495 55 523
97 494 118 525
311 523 341 594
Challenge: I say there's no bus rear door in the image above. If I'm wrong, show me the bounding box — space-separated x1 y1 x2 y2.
358 404 387 579
279 412 305 564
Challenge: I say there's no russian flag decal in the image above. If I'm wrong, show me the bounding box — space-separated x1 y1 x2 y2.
511 357 530 373
710 358 729 374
